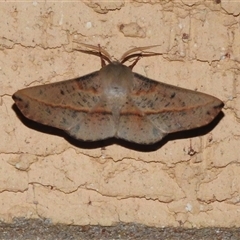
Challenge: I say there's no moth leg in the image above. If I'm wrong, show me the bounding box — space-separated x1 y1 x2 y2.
128 55 141 69
98 44 107 67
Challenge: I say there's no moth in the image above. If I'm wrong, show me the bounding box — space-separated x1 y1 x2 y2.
12 44 224 144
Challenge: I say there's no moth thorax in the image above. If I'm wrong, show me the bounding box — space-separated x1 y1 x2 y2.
100 62 133 100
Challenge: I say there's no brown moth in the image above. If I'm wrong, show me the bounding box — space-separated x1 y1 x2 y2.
12 44 224 144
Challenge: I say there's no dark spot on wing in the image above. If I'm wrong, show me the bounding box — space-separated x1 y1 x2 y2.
12 95 22 102
214 102 224 109
71 111 78 118
61 117 67 125
164 102 170 107
60 90 65 95
181 101 186 107
45 107 51 115
170 92 176 99
179 112 187 116
24 103 29 109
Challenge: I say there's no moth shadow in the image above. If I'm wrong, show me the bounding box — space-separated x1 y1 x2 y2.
12 104 224 152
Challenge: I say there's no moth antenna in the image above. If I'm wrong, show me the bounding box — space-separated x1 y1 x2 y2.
81 43 112 62
73 42 112 65
120 45 161 62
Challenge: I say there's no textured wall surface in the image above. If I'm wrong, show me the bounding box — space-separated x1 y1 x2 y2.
1 1 239 228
